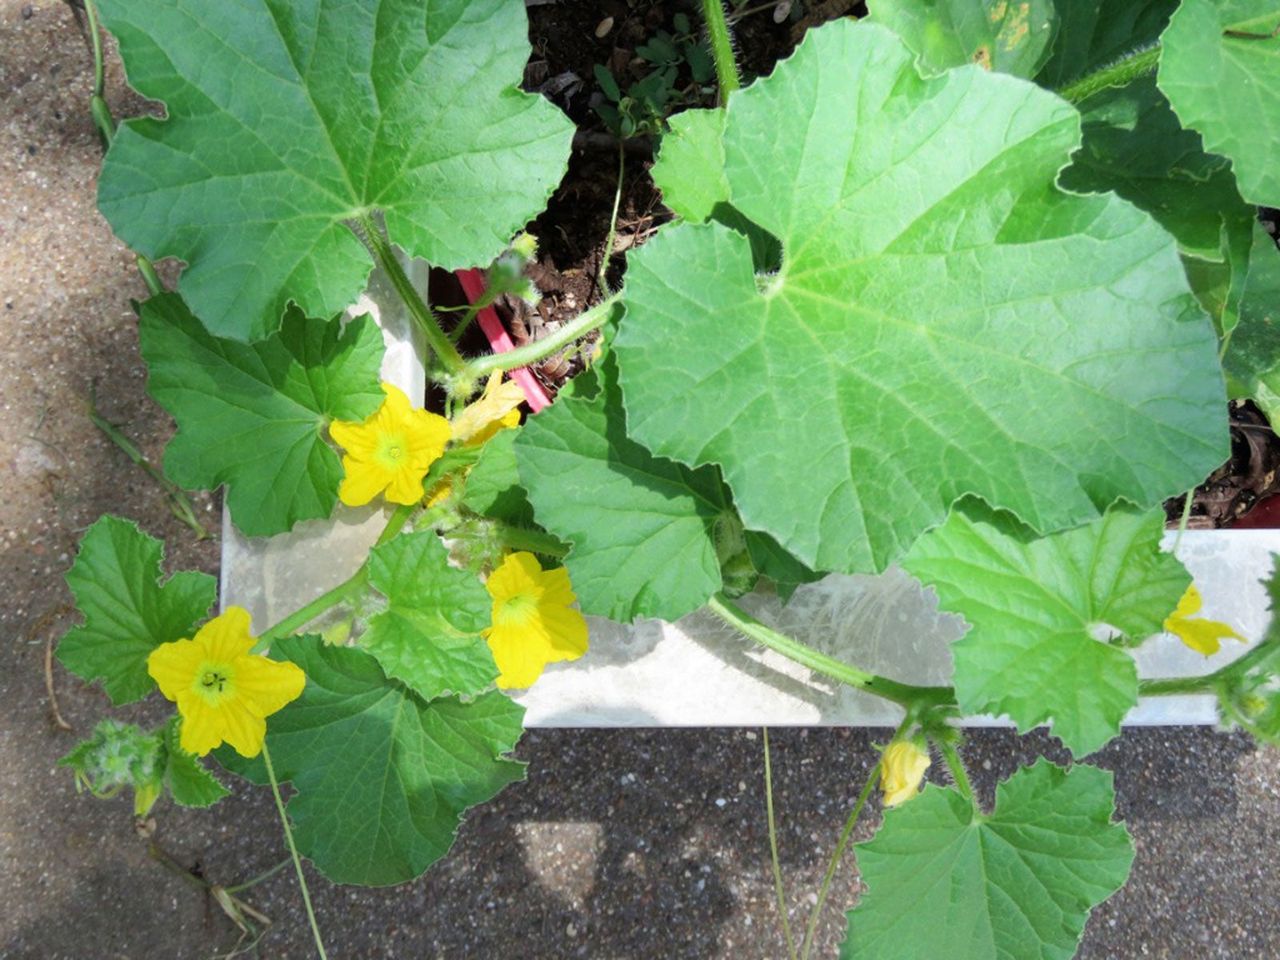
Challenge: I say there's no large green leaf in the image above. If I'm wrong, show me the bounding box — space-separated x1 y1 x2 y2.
616 20 1227 574
1159 0 1280 208
903 506 1189 756
139 292 384 537
867 0 1056 77
362 530 497 701
460 428 535 526
1224 223 1280 424
220 636 524 886
651 108 728 223
57 516 216 704
515 354 727 622
97 0 574 340
163 719 230 808
842 760 1133 960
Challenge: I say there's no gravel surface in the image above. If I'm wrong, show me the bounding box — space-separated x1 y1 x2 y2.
3 3 1279 958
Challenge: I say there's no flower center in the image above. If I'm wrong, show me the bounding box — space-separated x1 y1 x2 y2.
375 432 409 470
194 662 235 703
499 593 539 626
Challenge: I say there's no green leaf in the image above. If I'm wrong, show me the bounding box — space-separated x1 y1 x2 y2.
57 516 216 704
139 292 384 537
616 20 1228 574
362 530 497 701
163 719 230 808
515 355 727 621
1159 0 1280 207
903 506 1189 756
867 0 1056 77
842 760 1133 960
219 636 524 886
97 0 574 340
460 428 535 525
744 530 823 602
1224 223 1280 424
653 108 728 222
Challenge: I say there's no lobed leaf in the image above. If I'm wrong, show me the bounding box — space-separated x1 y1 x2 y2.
515 354 727 622
57 516 216 704
903 505 1189 756
362 530 498 701
139 292 384 537
617 20 1227 575
219 636 524 886
868 0 1056 77
842 760 1133 960
97 0 575 340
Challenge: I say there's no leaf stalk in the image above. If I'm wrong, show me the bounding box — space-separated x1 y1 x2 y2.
702 0 742 104
460 293 622 381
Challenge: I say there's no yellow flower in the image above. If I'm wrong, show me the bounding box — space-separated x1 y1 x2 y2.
329 382 450 506
1164 584 1245 657
880 740 931 808
146 607 305 758
482 552 588 689
451 372 525 447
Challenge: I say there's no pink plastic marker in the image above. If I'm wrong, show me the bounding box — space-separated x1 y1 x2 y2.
455 268 552 412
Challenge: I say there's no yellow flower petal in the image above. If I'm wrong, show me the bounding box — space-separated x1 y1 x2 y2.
1164 584 1245 657
880 740 930 808
338 456 393 507
452 372 525 445
194 605 255 662
147 638 208 701
176 696 225 756
483 552 588 690
383 465 427 505
232 656 306 717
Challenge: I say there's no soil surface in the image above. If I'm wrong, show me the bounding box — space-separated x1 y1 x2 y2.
3 3 1280 959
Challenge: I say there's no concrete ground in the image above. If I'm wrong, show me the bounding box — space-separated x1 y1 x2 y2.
3 3 1279 958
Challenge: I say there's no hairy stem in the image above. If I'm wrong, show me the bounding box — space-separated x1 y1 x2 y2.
706 594 953 709
460 293 622 381
702 0 742 103
263 745 329 960
763 728 799 960
937 740 974 803
354 215 466 376
1057 46 1160 104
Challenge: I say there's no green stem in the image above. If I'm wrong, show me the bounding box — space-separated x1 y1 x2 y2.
460 293 622 381
256 506 413 648
797 719 910 960
262 745 328 960
84 0 106 97
706 594 953 709
1057 45 1160 104
355 215 466 376
763 728 799 960
597 144 625 298
1173 484 1196 553
937 740 974 803
702 0 741 104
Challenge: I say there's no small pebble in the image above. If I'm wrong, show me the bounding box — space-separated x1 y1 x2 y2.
22 5 33 19
595 16 614 39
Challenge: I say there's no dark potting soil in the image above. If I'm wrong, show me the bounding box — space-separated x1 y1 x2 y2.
458 1 1280 527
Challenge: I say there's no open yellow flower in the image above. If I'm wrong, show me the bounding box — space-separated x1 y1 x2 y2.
880 740 931 808
146 607 305 758
1164 584 1245 656
451 371 525 447
330 382 450 506
482 552 588 689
